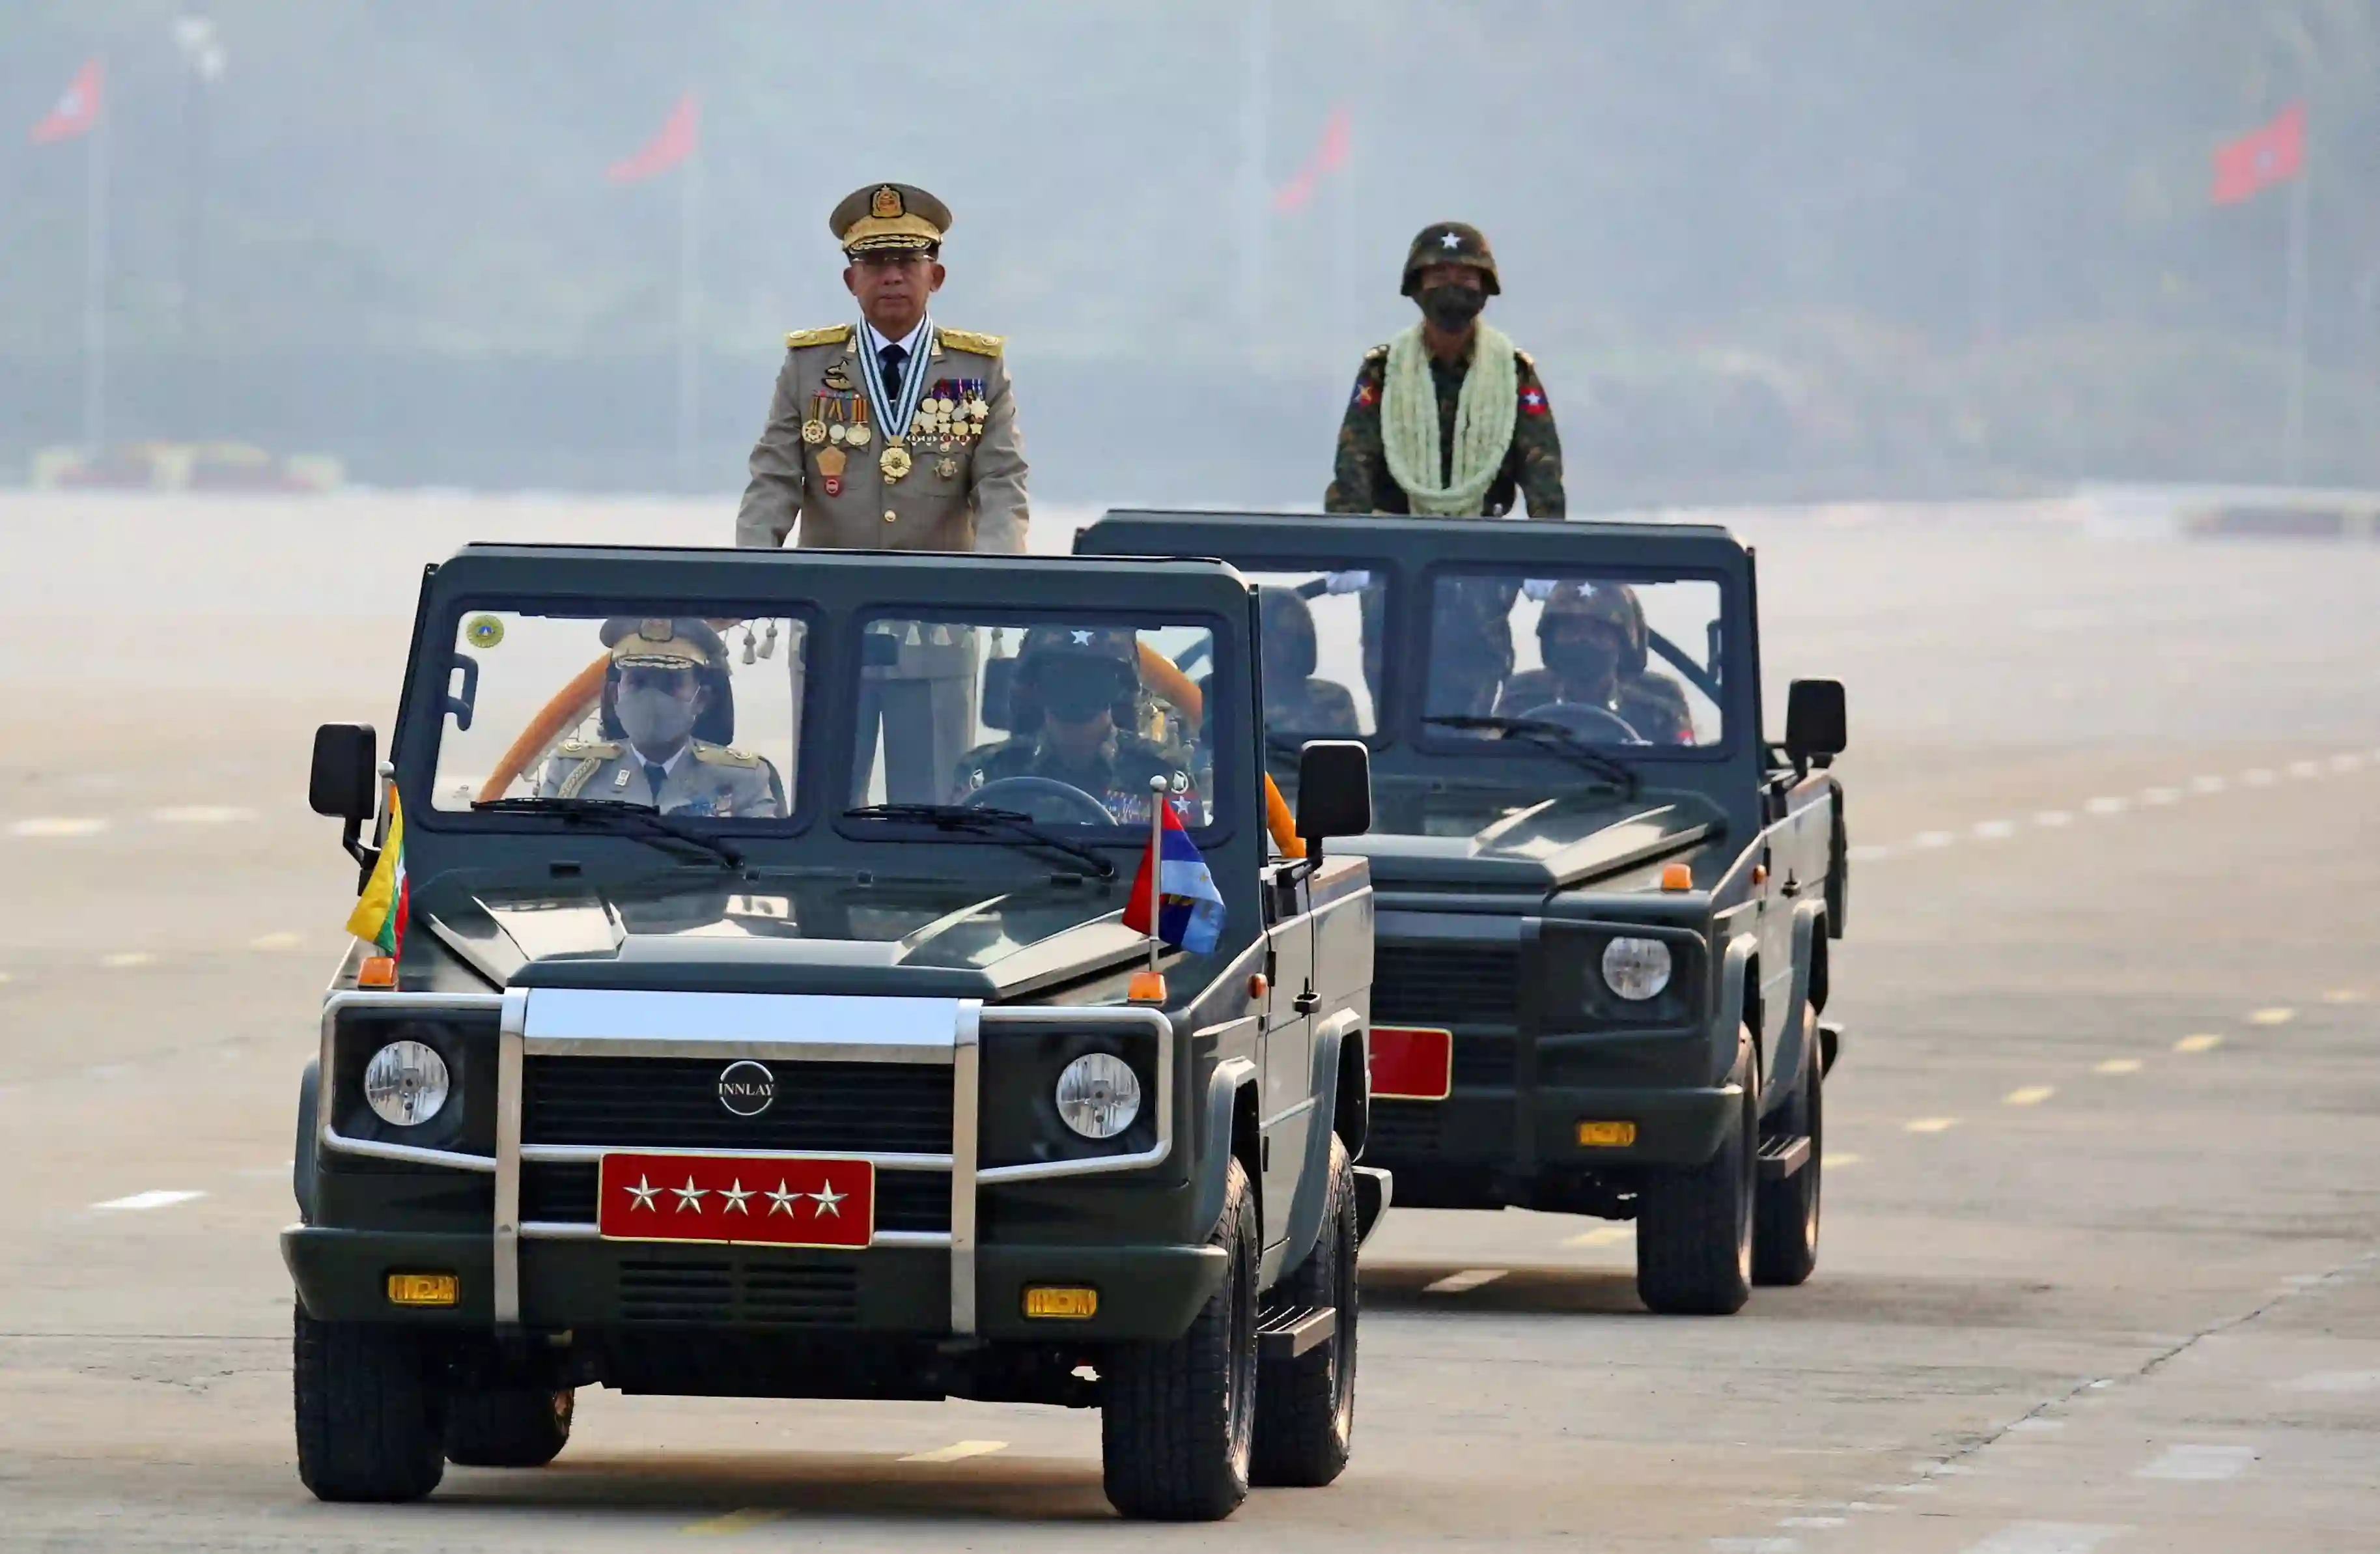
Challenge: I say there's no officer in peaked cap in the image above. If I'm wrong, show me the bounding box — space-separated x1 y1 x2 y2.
738 183 1027 800
535 618 785 815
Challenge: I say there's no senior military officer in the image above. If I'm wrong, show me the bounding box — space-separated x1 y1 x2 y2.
736 182 1028 800
537 619 783 816
1322 221 1566 718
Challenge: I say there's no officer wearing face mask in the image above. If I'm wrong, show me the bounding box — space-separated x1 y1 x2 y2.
951 626 1195 822
537 619 783 815
1496 583 1695 745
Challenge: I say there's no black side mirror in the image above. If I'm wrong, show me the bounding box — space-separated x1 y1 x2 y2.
310 723 378 819
1784 680 1847 767
1295 739 1373 855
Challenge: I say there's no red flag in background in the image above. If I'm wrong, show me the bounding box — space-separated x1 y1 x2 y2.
30 57 103 145
2211 104 2304 205
608 93 699 183
1272 104 1352 214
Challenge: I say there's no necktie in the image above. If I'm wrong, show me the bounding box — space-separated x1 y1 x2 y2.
878 343 908 399
643 762 669 804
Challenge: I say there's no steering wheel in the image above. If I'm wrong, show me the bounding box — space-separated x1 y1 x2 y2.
964 776 1119 826
1514 700 1647 746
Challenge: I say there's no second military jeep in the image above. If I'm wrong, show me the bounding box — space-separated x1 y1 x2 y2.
1080 511 1847 1316
287 542 1383 1520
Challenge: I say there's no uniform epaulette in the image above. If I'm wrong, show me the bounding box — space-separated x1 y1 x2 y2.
785 324 855 350
1515 347 1536 368
557 738 621 758
1363 344 1389 361
693 743 761 769
936 327 1005 358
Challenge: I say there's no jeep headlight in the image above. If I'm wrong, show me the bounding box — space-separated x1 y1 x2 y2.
363 1039 451 1127
1054 1053 1141 1140
1600 937 1673 1002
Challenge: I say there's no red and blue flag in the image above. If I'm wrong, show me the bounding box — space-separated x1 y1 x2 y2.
1121 801 1226 954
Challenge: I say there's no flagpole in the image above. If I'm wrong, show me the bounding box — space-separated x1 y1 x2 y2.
83 70 110 452
675 137 703 492
1145 776 1166 978
2282 164 2310 484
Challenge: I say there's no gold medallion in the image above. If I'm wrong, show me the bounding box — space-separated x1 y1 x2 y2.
880 443 913 481
970 398 988 420
828 422 847 445
935 455 960 479
846 423 872 449
817 446 847 479
801 419 827 446
871 184 903 219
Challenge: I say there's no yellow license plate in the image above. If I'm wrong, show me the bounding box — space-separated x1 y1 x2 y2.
1575 1120 1638 1148
385 1271 459 1307
1022 1285 1099 1320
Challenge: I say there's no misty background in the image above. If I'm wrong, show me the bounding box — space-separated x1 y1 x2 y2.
5 0 2378 505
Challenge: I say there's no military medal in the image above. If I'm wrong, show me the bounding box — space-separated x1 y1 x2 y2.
935 455 959 479
817 444 848 498
801 417 828 447
828 421 848 445
847 422 872 449
880 443 913 481
856 312 937 486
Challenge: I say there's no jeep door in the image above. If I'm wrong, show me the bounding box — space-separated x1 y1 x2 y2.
1259 861 1317 1250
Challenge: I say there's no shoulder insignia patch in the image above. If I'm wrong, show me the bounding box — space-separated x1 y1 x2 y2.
935 327 1005 358
556 739 621 758
785 324 855 350
1515 348 1536 368
693 743 761 769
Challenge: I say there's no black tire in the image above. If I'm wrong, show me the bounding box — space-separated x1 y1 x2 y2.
1635 1040 1756 1316
1753 1011 1823 1288
292 1303 445 1503
1102 1157 1258 1521
1252 1135 1357 1487
444 1385 574 1468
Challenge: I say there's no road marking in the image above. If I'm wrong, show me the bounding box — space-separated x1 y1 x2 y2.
1964 1525 2125 1554
2094 1058 2143 1075
1847 843 1894 863
100 952 154 969
2243 767 2276 786
681 1508 784 1534
2331 752 2366 772
92 1190 205 1211
1972 819 2017 840
2174 1033 2222 1054
148 805 257 825
899 1439 1006 1464
2280 1370 2380 1392
2321 987 2367 1004
2140 786 2179 805
1827 1151 1864 1167
2189 774 2227 793
1913 829 1955 849
1710 1541 1800 1553
7 817 111 838
2287 759 2322 779
1779 1516 1845 1529
2032 809 2075 828
1563 1226 1631 1247
2082 796 2128 816
2004 1086 2055 1107
2135 1442 2255 1481
1423 1268 1508 1294
2247 1007 2294 1026
249 931 305 951
1903 1117 1958 1134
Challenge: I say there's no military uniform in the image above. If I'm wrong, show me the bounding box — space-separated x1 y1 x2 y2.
1497 668 1694 745
951 625 1197 821
533 619 784 815
951 729 1196 823
536 737 781 816
736 183 1024 801
1493 582 1696 744
1257 586 1363 735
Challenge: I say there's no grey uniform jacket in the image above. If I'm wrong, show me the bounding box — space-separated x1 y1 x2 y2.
735 323 1028 554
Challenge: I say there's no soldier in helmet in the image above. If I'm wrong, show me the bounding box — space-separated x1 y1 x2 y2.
1258 586 1362 736
951 626 1196 823
537 619 785 814
1321 221 1567 718
1496 583 1696 745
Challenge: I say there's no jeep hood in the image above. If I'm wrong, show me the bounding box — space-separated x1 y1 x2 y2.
1336 793 1721 893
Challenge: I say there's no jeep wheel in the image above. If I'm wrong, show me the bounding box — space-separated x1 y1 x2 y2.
445 1385 574 1468
1102 1157 1258 1520
1635 1041 1756 1316
292 1303 445 1502
1753 1011 1823 1287
1252 1135 1357 1487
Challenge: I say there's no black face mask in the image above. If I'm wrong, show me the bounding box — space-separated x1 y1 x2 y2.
1420 283 1486 333
1037 662 1125 724
1543 635 1619 690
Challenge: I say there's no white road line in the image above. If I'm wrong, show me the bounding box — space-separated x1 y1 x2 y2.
2135 1442 2256 1481
2243 767 2276 786
2140 786 2179 806
1912 829 1955 849
1563 1226 1631 1247
1778 1516 1845 1529
148 805 257 825
2094 1058 2144 1075
2004 1086 2055 1106
92 1190 205 1211
1422 1268 1508 1294
1972 819 2017 840
2174 1034 2222 1054
1826 1151 1864 1166
2287 759 2322 779
899 1439 1006 1464
2331 752 2366 772
100 952 154 969
2033 810 2073 827
7 817 111 838
2189 774 2226 794
2247 1007 2295 1026
1903 1117 1958 1134
1964 1525 2126 1554
1710 1541 1800 1553
2083 796 2128 816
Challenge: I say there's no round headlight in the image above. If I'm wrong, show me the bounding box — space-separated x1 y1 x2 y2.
1055 1052 1142 1140
1600 937 1673 1002
363 1039 451 1127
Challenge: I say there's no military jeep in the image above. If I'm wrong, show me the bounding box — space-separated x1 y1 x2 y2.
286 542 1384 1520
1078 512 1847 1316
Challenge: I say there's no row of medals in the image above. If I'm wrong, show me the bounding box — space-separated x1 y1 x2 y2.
802 394 988 483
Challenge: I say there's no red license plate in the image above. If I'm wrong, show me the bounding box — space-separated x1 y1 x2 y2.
596 1153 875 1249
1369 1026 1453 1101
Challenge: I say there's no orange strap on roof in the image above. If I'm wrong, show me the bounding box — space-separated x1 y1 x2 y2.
478 652 608 804
1134 641 1304 858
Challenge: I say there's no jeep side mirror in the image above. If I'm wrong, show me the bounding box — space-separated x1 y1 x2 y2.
1295 739 1373 856
1784 680 1846 766
310 723 378 819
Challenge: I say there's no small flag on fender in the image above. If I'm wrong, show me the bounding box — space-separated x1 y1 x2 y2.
343 789 409 956
1121 800 1225 954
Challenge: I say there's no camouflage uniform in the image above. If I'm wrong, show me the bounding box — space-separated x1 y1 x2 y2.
1496 582 1696 745
1258 586 1362 736
951 626 1197 821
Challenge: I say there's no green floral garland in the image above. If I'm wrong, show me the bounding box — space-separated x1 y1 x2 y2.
1380 320 1518 516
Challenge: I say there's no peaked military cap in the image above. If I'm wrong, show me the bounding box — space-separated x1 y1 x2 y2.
831 182 952 255
600 616 726 670
1401 220 1500 296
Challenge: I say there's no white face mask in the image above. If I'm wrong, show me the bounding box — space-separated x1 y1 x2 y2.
617 685 697 752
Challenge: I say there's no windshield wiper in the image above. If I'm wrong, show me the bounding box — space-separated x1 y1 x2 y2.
843 804 1119 881
472 796 745 869
1424 714 1642 799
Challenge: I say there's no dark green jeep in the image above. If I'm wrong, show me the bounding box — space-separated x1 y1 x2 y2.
1078 512 1847 1316
287 543 1385 1519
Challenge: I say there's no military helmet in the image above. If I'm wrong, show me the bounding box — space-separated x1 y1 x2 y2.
1013 625 1142 728
1257 586 1320 682
1401 221 1500 297
1537 582 1647 676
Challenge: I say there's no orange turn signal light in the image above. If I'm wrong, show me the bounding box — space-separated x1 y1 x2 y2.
357 955 397 988
386 1271 458 1307
1022 1285 1099 1320
1659 863 1693 892
1128 970 1168 1004
1248 973 1269 998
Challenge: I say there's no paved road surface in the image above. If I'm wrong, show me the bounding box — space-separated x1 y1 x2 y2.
3 494 2377 1551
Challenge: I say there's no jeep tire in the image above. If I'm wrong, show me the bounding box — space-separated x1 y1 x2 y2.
444 1385 574 1468
1102 1157 1259 1520
1252 1135 1357 1487
293 1303 445 1502
1635 1041 1756 1316
1753 1010 1823 1287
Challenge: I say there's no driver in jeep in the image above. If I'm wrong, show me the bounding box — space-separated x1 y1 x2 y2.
1496 582 1694 744
951 625 1197 821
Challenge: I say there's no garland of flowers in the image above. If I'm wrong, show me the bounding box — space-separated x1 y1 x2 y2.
1379 320 1519 516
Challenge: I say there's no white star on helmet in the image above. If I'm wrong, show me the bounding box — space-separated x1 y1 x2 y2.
1439 231 1463 249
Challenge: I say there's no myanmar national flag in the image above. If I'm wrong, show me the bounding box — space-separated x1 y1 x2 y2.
1121 800 1226 955
343 789 408 955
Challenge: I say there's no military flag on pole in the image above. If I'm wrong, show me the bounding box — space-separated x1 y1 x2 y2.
343 790 409 955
